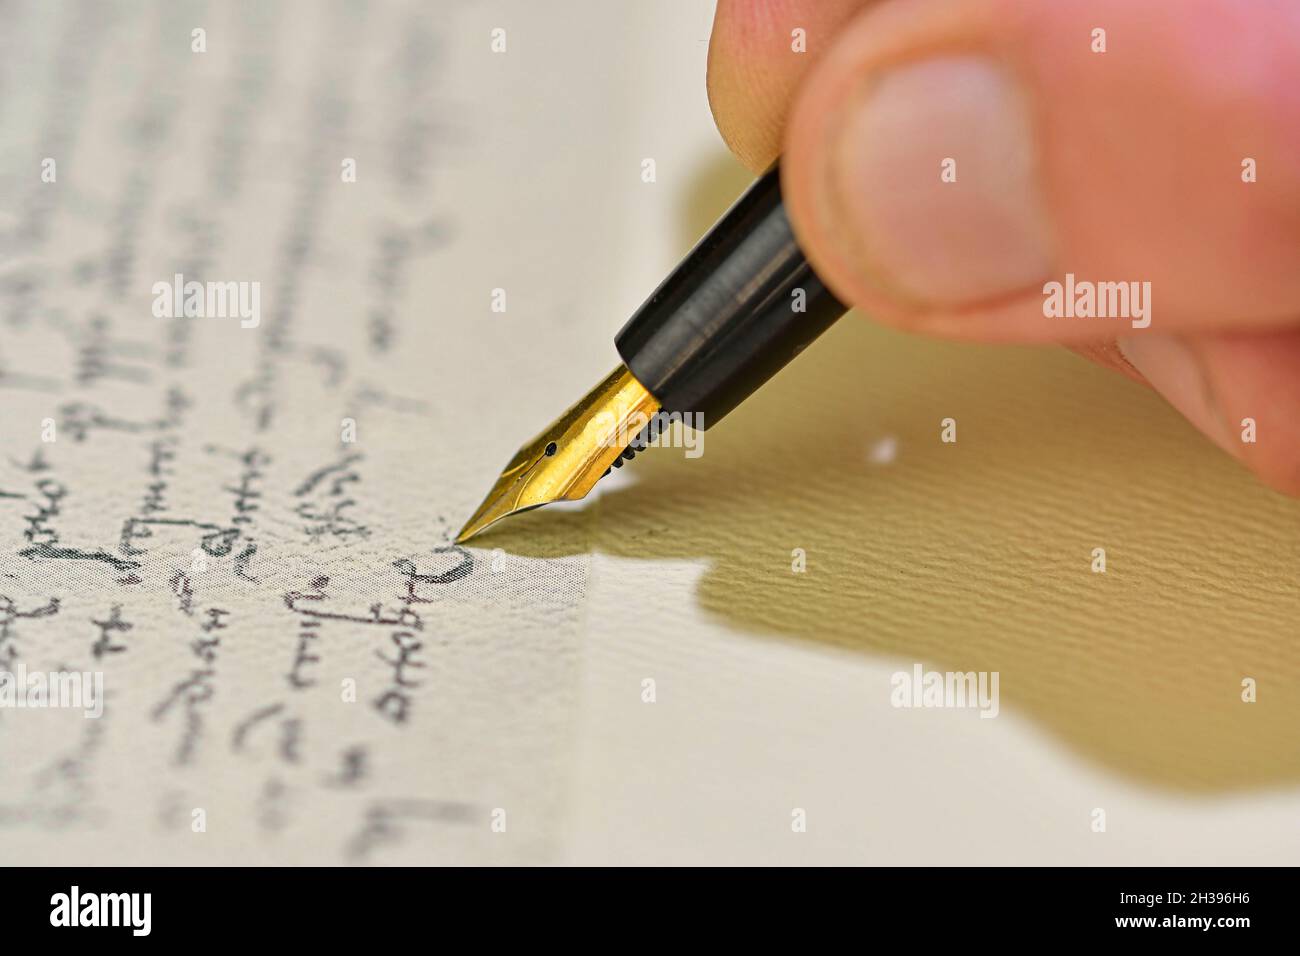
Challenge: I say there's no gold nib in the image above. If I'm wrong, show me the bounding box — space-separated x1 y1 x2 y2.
455 365 660 543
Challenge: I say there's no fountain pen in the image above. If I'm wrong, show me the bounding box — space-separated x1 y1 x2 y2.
456 163 848 543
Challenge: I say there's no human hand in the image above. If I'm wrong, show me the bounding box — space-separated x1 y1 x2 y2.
708 0 1300 494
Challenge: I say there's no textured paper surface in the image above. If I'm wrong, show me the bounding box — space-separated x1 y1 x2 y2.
3 0 1299 867
0 0 613 865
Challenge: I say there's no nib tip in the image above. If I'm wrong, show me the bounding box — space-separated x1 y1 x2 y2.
452 365 660 544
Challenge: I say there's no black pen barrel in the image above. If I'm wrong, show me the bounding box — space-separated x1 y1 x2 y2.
614 163 848 428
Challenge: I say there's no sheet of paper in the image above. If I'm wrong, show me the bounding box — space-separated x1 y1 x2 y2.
0 0 646 865
4 0 1299 867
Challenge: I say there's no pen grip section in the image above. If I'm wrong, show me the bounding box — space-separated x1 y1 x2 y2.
614 164 847 428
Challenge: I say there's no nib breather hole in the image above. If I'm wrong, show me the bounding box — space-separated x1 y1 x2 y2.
544 442 558 457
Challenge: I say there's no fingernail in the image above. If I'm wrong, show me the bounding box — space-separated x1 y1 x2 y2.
828 56 1054 306
1118 335 1235 449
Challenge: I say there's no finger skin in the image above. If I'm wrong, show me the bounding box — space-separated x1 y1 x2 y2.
769 0 1300 342
1209 332 1300 495
1121 330 1300 496
710 3 1148 383
708 0 874 172
1069 341 1144 386
709 0 1300 496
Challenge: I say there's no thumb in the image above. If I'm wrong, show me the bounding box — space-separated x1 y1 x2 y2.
781 0 1300 343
